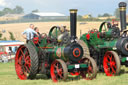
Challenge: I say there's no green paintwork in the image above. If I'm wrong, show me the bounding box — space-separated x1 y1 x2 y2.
46 45 67 61
80 22 128 64
29 36 68 62
68 64 88 70
48 26 62 39
80 33 103 51
80 25 118 52
26 25 91 71
105 29 113 38
98 39 117 49
121 57 127 63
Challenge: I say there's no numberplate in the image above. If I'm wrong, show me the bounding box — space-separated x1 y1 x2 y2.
126 57 128 61
75 64 80 68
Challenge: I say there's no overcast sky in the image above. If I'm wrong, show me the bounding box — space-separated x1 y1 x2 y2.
0 0 127 17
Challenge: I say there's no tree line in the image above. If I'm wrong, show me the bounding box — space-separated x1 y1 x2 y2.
98 8 120 18
0 6 24 16
0 5 120 20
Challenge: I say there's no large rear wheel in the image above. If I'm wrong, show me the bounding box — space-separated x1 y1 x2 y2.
103 51 121 76
15 44 38 80
50 59 68 82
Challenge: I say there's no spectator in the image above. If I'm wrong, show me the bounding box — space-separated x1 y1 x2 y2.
34 27 41 37
22 24 39 43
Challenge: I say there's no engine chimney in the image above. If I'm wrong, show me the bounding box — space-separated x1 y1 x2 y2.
70 9 78 42
119 2 127 31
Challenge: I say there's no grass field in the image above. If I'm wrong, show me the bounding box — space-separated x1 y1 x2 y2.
0 62 128 85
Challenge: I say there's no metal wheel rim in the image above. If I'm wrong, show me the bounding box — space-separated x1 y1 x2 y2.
15 45 31 80
80 58 94 80
103 52 117 76
50 60 65 82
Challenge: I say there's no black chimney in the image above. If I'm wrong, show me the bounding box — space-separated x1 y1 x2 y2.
70 9 78 42
119 2 127 31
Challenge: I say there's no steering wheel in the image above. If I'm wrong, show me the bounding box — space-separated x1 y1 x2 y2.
99 22 112 33
41 33 47 38
48 26 62 40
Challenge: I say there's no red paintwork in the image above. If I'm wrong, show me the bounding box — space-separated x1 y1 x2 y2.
70 72 80 76
0 52 7 56
79 58 93 80
103 52 117 76
86 34 90 40
15 45 31 80
73 48 81 57
97 32 100 38
33 37 39 44
50 60 64 82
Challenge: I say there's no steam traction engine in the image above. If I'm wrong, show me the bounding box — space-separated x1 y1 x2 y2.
15 9 97 82
80 2 128 76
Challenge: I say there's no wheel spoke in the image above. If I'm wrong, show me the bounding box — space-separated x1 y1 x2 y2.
107 55 111 61
25 56 31 64
58 73 63 79
111 66 116 74
25 65 30 73
24 48 28 56
54 64 58 69
20 49 26 58
51 60 67 82
113 64 116 68
105 57 109 63
17 56 22 65
87 70 91 76
103 51 120 76
79 58 96 80
110 55 112 60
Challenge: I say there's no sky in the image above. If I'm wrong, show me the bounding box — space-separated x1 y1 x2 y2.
0 0 127 17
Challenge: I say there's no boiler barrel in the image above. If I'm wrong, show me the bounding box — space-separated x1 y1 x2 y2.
46 43 83 62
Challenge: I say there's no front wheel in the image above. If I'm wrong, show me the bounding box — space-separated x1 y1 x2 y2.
79 57 97 80
50 59 68 82
103 51 121 76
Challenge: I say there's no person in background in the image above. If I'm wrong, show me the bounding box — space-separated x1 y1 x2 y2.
22 24 39 43
34 27 41 37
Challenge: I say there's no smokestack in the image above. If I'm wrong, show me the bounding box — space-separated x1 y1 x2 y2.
70 9 78 42
119 2 127 31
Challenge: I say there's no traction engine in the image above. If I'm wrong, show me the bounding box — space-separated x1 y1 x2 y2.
15 9 97 82
80 2 128 76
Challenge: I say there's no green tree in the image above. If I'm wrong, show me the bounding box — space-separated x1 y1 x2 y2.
2 8 13 14
102 13 111 17
98 14 102 17
114 8 120 18
9 32 15 40
98 13 111 17
0 11 4 16
32 9 39 13
13 6 24 14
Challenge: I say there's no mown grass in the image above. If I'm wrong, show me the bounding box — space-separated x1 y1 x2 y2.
0 62 128 85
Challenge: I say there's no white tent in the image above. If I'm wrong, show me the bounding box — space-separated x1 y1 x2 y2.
33 12 66 17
